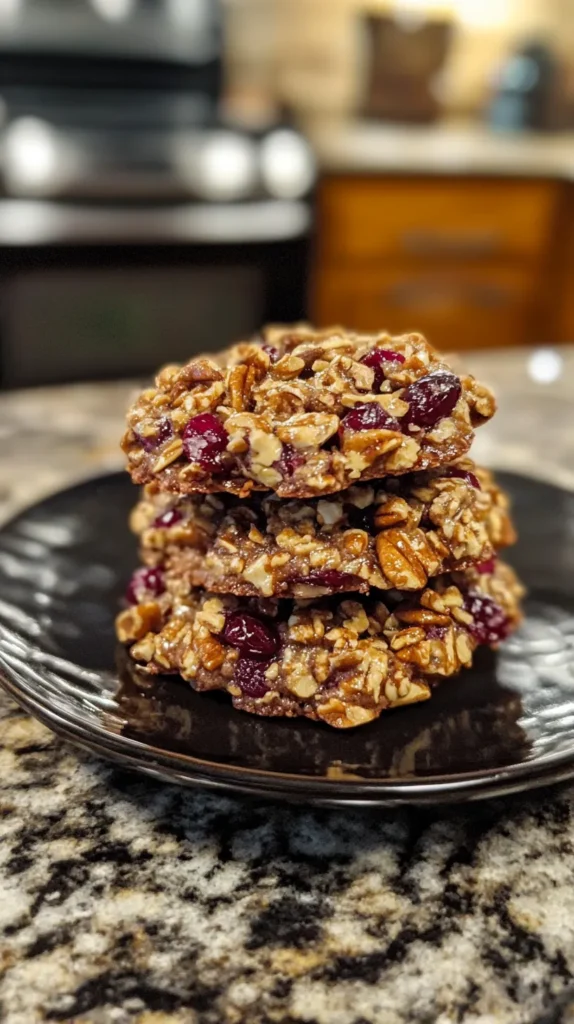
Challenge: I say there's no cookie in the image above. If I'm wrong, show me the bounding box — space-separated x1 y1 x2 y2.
116 560 524 729
131 461 515 598
122 326 496 500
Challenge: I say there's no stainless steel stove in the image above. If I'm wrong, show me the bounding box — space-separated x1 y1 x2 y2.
0 0 315 387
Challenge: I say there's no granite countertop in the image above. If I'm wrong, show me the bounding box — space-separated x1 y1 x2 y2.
2 347 574 1024
309 119 574 178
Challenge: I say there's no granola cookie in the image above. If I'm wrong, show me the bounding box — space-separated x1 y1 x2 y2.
115 560 523 729
122 325 496 499
131 461 516 598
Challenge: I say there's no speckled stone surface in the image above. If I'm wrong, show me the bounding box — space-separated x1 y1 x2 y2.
1 349 574 1024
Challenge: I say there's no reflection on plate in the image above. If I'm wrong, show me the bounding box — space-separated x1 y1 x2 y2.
0 472 573 805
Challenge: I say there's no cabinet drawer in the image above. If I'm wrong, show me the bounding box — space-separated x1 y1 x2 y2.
313 264 538 350
318 177 559 263
553 194 574 343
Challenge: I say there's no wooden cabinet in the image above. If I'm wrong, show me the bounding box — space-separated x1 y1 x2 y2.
313 175 562 349
553 190 574 344
315 264 538 351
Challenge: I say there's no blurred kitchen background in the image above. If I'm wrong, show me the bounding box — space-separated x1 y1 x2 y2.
0 0 573 387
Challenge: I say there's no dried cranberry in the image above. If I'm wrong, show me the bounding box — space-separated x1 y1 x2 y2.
126 566 165 605
233 657 270 698
153 508 183 528
476 557 496 575
341 403 400 433
463 592 510 645
292 569 358 591
222 612 279 659
426 624 448 640
135 417 173 453
262 344 279 363
183 413 229 473
360 348 405 391
346 503 374 533
276 442 305 477
442 467 481 490
402 372 462 429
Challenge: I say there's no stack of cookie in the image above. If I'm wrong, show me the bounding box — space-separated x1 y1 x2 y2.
116 327 523 729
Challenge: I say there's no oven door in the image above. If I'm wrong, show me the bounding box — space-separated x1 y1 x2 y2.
0 199 311 387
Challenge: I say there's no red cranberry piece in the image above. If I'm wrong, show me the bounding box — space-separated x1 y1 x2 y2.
233 657 270 698
476 557 496 575
153 508 183 528
426 624 448 640
463 592 510 645
360 348 405 391
135 417 173 453
222 612 279 659
126 566 165 605
442 467 481 490
346 503 375 533
183 413 229 473
341 403 400 433
292 569 358 591
276 443 305 477
262 344 279 363
402 372 462 429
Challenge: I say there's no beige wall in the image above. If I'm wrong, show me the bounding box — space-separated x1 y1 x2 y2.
224 0 573 118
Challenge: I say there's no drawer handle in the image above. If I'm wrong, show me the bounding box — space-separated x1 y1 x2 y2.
386 280 511 309
402 230 502 258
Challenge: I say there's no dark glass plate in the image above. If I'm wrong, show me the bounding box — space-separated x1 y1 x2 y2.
0 471 573 806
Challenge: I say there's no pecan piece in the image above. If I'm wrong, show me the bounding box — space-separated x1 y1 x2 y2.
375 529 430 589
116 602 163 643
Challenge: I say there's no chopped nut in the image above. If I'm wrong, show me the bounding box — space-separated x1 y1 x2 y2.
227 364 250 411
317 500 344 526
342 607 370 634
152 438 184 473
254 466 283 487
385 436 420 471
342 529 368 556
116 602 162 643
344 706 377 727
376 530 428 589
181 648 199 678
365 649 388 703
347 486 374 509
242 555 274 596
273 354 306 378
196 634 226 671
346 451 370 477
374 496 411 529
456 633 473 663
276 413 339 449
452 606 473 626
196 597 226 634
249 428 282 469
287 674 318 699
269 552 291 567
388 680 431 707
130 636 156 662
389 627 426 651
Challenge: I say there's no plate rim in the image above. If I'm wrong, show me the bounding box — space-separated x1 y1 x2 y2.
4 667 574 806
